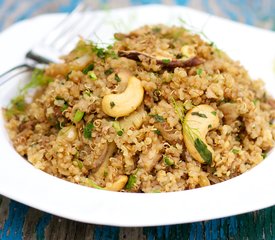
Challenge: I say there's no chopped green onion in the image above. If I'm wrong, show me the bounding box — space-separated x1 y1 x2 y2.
82 64 94 74
191 112 207 118
162 59 171 64
196 68 203 76
88 71 97 80
163 155 174 166
125 175 137 190
73 110 84 123
232 149 239 154
83 122 94 139
113 121 123 136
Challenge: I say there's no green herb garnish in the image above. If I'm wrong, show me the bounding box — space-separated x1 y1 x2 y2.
162 59 171 64
88 71 97 80
153 129 161 135
113 121 123 136
232 149 239 154
110 101 115 108
114 74 121 82
73 109 84 123
21 68 53 93
191 112 207 118
261 152 267 159
84 122 94 139
61 102 69 112
82 64 94 74
125 175 137 190
194 138 212 164
150 114 165 122
196 68 203 76
163 155 174 166
211 111 217 116
104 68 114 76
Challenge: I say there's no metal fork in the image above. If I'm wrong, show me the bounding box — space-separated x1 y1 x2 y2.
0 1 103 86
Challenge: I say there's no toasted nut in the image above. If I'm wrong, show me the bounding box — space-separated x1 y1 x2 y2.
183 105 219 164
104 175 128 191
102 76 144 118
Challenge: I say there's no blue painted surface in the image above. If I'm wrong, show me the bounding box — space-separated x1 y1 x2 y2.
0 0 275 239
35 213 52 240
0 201 29 240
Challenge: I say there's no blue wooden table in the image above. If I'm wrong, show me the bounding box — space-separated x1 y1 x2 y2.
0 1 275 239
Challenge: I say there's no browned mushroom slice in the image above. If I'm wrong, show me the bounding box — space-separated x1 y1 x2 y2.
138 137 163 172
93 142 117 178
154 122 181 145
118 50 204 69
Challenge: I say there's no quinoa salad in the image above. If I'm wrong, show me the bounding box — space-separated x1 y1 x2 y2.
4 25 275 193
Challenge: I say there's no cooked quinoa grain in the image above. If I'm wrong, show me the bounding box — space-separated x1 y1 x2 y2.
4 25 275 192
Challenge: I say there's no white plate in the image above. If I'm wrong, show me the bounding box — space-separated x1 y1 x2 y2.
0 5 275 227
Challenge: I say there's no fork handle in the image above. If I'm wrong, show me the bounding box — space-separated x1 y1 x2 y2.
0 64 34 86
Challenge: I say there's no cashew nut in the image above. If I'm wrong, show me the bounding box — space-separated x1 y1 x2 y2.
102 76 144 118
183 104 219 164
104 175 128 191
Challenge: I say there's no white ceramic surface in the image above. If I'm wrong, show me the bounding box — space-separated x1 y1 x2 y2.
0 5 275 227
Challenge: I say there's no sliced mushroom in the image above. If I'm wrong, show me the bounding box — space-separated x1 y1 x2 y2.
219 103 240 124
183 105 219 164
93 142 117 178
118 50 204 69
138 137 163 172
119 106 147 130
154 122 180 145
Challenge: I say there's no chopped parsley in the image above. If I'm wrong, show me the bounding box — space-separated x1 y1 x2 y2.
196 68 203 76
61 102 69 112
153 129 161 135
194 138 212 164
83 122 94 139
125 175 137 190
211 111 217 116
149 114 165 122
82 64 94 74
208 124 212 129
114 74 121 82
191 112 207 118
104 68 114 76
261 152 267 159
162 59 171 64
110 101 115 108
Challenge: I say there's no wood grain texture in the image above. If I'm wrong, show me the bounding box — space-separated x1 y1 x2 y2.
0 0 275 239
